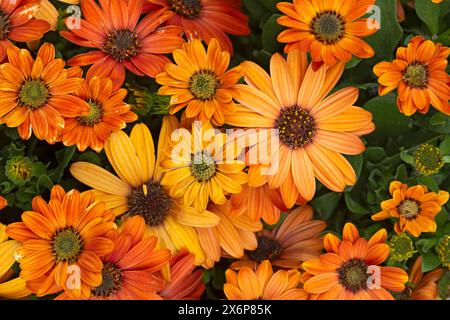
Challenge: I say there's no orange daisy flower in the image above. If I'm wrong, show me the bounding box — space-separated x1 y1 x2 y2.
6 185 116 298
276 0 378 68
302 223 409 300
403 256 444 300
371 181 449 238
56 216 171 300
231 205 326 270
198 202 262 269
224 260 308 300
0 0 50 62
60 0 184 90
159 250 205 300
143 0 250 54
225 51 374 202
374 36 450 116
0 196 7 210
156 38 242 125
0 43 88 143
61 76 138 152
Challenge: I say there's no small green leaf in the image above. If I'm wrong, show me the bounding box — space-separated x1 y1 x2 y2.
400 149 414 165
421 251 442 272
418 175 440 193
440 135 450 154
364 147 386 164
415 0 441 35
311 192 342 220
344 192 369 215
262 14 284 53
37 174 54 194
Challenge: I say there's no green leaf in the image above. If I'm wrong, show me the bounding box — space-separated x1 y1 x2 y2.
364 147 386 164
262 14 284 53
437 28 450 46
345 192 370 214
415 0 441 34
438 270 450 299
400 149 414 165
37 174 54 194
421 251 442 272
256 0 277 11
440 135 450 155
311 192 342 220
418 175 440 193
49 146 76 182
345 56 361 69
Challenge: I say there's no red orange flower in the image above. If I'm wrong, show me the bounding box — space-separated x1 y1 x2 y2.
405 256 443 300
144 0 250 53
61 0 184 90
374 36 450 116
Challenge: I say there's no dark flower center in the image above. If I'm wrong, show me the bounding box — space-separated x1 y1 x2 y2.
403 62 428 88
103 29 140 61
78 100 103 126
311 10 345 44
0 10 10 40
189 70 220 100
169 0 202 18
128 181 172 226
398 199 420 219
191 152 216 182
52 228 84 264
92 262 123 297
275 106 316 149
19 80 49 109
246 236 282 263
337 258 369 293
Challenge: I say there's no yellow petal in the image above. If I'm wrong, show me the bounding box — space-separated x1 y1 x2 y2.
0 240 20 279
130 123 156 184
0 277 31 299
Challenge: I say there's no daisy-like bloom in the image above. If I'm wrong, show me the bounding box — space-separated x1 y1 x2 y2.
161 120 248 212
60 0 184 90
57 216 171 300
198 202 262 269
276 0 378 68
414 143 444 176
224 260 308 300
159 250 205 300
402 256 444 300
371 181 449 237
6 185 116 298
374 36 450 116
0 223 30 299
388 233 416 262
156 38 242 125
0 196 7 210
143 0 250 54
70 118 220 266
61 76 138 152
437 235 450 269
230 205 326 270
0 0 50 62
0 44 88 143
302 223 409 300
225 51 374 202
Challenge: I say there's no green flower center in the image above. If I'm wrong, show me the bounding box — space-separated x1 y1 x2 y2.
19 80 49 109
189 71 220 100
337 258 369 293
311 10 345 44
191 152 216 182
403 63 428 88
275 106 316 149
246 236 282 263
398 200 420 219
128 181 172 226
78 100 103 126
5 156 33 186
92 262 123 297
437 235 450 269
103 29 140 61
414 144 444 176
388 234 416 262
52 228 83 264
0 10 11 39
169 0 202 18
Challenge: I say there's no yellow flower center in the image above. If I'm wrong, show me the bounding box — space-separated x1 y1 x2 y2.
414 143 444 176
189 71 220 100
191 152 216 182
78 100 103 126
403 63 428 88
169 0 202 18
398 199 420 219
103 29 140 61
275 106 317 149
246 236 282 263
92 262 123 297
0 10 11 40
437 235 450 269
337 258 369 292
128 181 172 226
388 234 416 262
311 10 345 44
19 80 49 109
52 228 83 264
